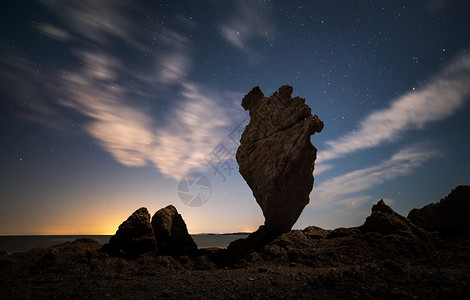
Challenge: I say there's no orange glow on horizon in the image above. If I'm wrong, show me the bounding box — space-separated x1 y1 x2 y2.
4 211 259 236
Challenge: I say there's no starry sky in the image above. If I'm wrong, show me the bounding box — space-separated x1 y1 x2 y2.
1 0 470 235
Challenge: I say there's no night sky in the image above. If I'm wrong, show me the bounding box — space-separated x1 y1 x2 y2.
1 0 470 235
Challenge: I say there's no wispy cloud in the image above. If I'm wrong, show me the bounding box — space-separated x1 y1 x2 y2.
35 23 72 41
151 83 234 178
37 0 137 45
319 55 470 162
158 50 192 85
312 144 441 209
57 53 154 167
1 1 242 181
59 52 235 179
219 0 274 55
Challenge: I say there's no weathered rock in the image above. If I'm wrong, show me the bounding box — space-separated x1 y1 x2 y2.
228 225 279 254
302 226 329 239
327 227 360 239
361 200 430 241
102 207 157 257
151 205 198 256
408 185 470 237
236 85 323 235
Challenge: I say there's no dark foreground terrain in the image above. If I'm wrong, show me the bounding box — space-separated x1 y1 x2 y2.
1 187 470 299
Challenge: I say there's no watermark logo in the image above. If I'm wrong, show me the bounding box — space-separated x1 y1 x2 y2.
177 173 212 207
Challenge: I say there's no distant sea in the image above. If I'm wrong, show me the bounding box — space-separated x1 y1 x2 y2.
0 234 250 254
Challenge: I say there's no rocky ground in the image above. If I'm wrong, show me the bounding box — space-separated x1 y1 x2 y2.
1 189 470 299
1 233 469 299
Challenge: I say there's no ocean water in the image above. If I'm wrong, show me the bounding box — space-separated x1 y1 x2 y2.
0 234 250 254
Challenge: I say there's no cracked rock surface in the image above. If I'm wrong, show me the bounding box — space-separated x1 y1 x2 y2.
236 85 323 235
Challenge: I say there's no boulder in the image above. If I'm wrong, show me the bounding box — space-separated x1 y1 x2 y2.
236 85 323 235
151 205 198 256
361 200 430 241
102 207 157 257
303 226 329 239
228 225 279 254
408 185 470 237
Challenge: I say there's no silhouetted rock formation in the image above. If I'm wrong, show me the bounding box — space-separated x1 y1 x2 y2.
101 207 157 257
236 85 323 236
260 199 438 266
4 192 470 299
227 225 279 254
408 185 470 237
151 205 198 256
361 200 431 241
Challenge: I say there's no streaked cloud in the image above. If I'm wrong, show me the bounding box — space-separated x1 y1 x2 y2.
151 83 233 178
158 51 192 85
313 163 333 176
312 144 441 209
37 0 136 45
58 51 235 179
35 23 72 41
319 55 470 162
1 1 240 181
219 0 274 55
57 51 154 167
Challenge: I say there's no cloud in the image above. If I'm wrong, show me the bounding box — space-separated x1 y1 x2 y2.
313 163 333 175
0 44 71 131
319 55 470 162
57 51 234 179
2 1 239 181
37 0 136 44
56 52 154 167
38 1 193 87
150 83 234 179
158 51 192 85
312 144 441 209
35 23 72 41
219 0 274 54
335 196 373 209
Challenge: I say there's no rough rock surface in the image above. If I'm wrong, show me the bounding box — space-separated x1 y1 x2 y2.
261 200 436 265
151 205 197 256
236 85 323 235
361 199 431 241
408 185 470 237
102 207 157 257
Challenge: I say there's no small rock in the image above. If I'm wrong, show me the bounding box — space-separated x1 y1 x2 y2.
101 207 157 258
151 205 198 256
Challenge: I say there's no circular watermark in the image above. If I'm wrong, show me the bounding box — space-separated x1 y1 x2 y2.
177 173 212 207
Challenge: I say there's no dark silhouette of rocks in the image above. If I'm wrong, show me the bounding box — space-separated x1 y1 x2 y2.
151 205 198 256
101 207 157 257
408 185 470 237
361 199 431 241
102 205 197 257
227 225 278 254
236 85 323 237
261 200 437 265
3 191 470 298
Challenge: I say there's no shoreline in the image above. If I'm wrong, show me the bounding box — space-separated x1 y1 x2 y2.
0 233 251 254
